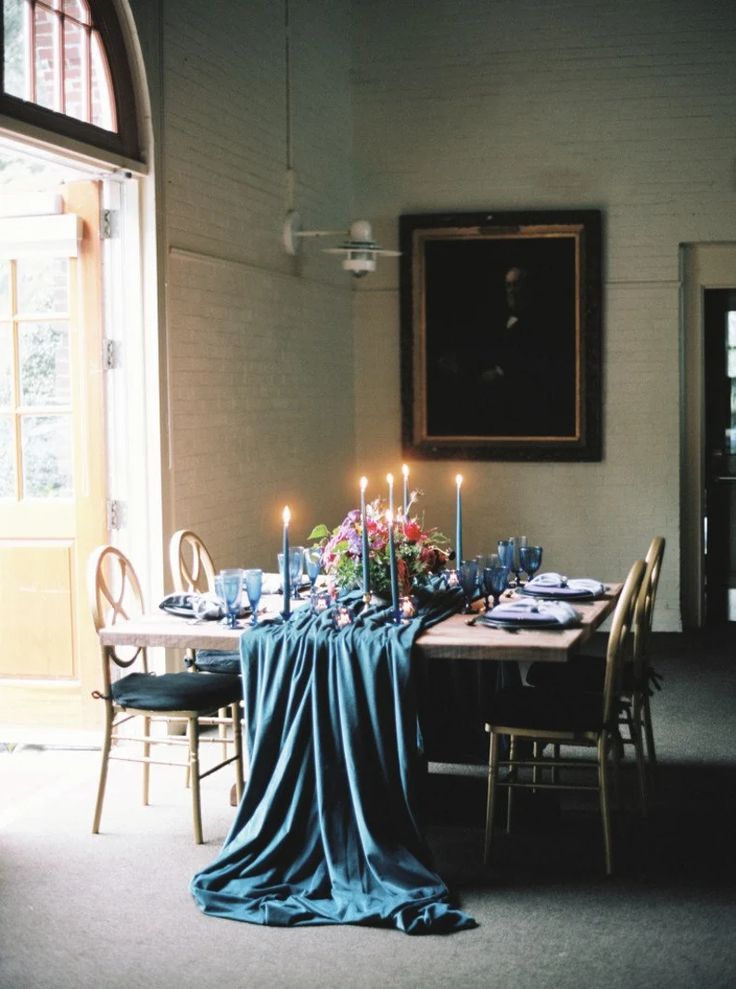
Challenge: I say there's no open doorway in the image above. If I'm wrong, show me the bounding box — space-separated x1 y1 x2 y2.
680 243 736 630
0 137 160 738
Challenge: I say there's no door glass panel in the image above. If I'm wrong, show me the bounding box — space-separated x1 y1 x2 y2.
0 261 10 315
16 257 68 314
0 416 14 497
21 414 73 498
0 324 12 407
19 322 70 407
3 0 26 99
90 31 115 131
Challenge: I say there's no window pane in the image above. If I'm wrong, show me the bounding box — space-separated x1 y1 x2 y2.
3 0 27 98
90 31 116 132
16 257 68 314
0 324 12 408
0 416 15 497
21 414 72 497
34 3 59 111
63 16 87 122
0 262 10 315
63 0 90 23
19 322 70 407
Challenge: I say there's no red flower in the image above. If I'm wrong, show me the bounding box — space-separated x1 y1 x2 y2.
403 519 422 542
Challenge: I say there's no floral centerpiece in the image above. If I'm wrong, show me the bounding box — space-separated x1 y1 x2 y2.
308 494 451 599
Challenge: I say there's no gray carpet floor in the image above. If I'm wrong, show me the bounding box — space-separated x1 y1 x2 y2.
1 631 734 989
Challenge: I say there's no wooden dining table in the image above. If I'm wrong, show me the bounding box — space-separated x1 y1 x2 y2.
97 585 622 665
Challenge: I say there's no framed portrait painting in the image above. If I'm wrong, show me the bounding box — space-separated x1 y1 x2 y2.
399 210 602 461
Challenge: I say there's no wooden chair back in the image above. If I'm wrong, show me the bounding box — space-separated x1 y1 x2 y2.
602 558 646 727
87 544 147 688
169 529 216 594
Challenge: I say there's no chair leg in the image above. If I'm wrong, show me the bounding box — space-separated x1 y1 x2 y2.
642 691 657 771
188 716 203 844
143 715 151 806
92 705 113 834
631 698 648 817
231 701 244 803
483 730 500 865
532 740 540 790
506 735 516 833
598 732 614 876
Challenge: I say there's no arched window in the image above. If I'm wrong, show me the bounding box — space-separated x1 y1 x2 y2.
1 0 140 162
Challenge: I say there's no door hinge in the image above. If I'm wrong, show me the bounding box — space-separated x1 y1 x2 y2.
106 499 126 531
101 208 118 239
103 338 121 370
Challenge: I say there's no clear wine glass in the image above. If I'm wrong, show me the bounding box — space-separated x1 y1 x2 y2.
289 546 304 598
457 559 479 614
243 568 263 626
220 568 244 629
303 547 322 602
520 545 543 585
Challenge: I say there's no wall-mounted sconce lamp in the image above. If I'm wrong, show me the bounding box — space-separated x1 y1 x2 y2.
282 210 400 278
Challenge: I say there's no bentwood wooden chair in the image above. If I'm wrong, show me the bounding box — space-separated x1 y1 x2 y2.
169 529 241 675
88 545 244 843
483 558 647 876
526 537 665 788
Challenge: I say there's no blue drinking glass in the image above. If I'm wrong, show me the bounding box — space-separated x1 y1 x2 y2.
243 568 263 626
483 564 510 608
303 547 322 604
497 539 514 570
457 559 479 614
520 544 543 584
220 568 244 629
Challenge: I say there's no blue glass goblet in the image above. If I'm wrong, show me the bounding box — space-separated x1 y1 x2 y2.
509 535 527 587
243 568 263 626
519 545 543 585
220 568 244 629
457 559 479 614
497 539 514 570
484 564 510 609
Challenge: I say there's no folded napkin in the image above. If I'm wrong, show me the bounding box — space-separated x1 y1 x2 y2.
483 598 581 628
524 572 605 598
159 592 247 620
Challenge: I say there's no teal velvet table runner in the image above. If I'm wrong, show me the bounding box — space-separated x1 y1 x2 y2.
190 586 477 934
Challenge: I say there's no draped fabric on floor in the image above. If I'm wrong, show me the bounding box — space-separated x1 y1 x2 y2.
190 585 477 934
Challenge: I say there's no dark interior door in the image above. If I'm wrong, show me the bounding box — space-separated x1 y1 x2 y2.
704 288 736 623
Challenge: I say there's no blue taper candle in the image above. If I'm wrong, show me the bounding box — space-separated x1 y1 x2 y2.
455 474 463 565
387 509 400 622
402 464 409 516
282 506 291 618
360 476 370 597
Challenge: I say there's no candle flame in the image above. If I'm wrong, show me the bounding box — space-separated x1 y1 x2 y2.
386 472 394 485
386 509 394 525
455 473 463 487
283 506 291 525
401 464 409 478
360 476 368 491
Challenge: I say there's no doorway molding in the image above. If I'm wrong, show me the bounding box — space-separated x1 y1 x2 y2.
680 242 736 628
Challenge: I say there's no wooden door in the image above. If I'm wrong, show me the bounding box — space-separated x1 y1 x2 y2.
0 181 107 733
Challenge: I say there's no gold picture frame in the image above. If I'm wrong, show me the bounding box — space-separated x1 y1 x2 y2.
399 210 602 461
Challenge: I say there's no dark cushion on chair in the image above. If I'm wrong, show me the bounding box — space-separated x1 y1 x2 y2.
525 655 641 694
111 671 242 712
192 649 242 675
487 685 604 734
525 654 606 691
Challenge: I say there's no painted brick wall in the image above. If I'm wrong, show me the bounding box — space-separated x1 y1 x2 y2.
143 0 355 571
351 0 736 630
